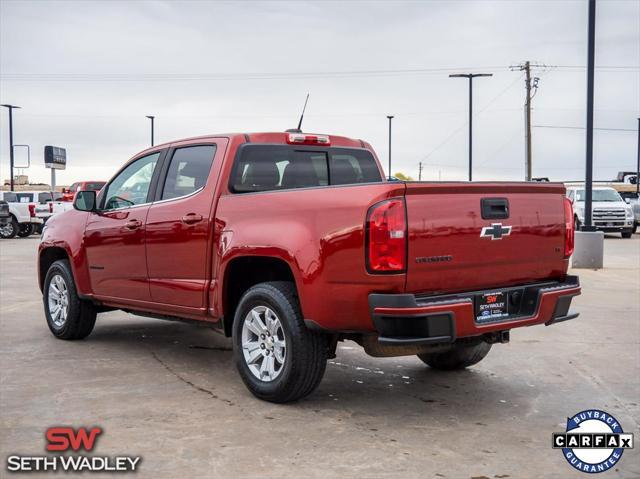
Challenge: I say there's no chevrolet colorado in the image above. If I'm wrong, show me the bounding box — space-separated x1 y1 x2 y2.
39 132 580 402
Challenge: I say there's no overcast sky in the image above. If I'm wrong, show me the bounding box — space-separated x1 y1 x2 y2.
0 0 638 186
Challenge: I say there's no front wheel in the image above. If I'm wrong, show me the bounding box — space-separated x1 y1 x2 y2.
0 217 19 239
418 341 492 370
44 259 97 340
232 281 328 403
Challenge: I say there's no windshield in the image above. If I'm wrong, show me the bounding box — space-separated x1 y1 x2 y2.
574 189 623 202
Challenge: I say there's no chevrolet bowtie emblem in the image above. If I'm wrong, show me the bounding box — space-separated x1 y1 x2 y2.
480 223 512 240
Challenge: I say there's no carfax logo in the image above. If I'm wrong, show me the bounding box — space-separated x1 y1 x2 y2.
553 409 634 473
6 427 141 473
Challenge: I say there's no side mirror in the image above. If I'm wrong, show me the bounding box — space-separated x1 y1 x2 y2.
624 198 631 204
74 190 97 212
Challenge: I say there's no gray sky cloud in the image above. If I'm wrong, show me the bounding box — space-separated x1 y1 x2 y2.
1 0 638 186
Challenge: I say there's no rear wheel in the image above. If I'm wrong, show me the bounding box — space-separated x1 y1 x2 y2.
574 216 581 231
17 223 34 237
417 341 492 370
233 281 328 403
44 259 97 340
0 217 18 239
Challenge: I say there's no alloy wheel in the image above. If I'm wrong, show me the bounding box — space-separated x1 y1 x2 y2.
241 305 286 382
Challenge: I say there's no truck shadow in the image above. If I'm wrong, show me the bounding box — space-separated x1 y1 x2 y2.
84 314 532 423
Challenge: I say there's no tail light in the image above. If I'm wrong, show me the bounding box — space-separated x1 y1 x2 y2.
366 198 407 273
49 202 54 213
563 197 575 258
28 204 36 217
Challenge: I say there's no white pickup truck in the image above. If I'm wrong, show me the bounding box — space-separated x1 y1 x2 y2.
0 191 43 238
566 185 635 238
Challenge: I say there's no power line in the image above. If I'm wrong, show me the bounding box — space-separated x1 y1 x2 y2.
534 125 636 132
1 65 637 82
418 73 524 164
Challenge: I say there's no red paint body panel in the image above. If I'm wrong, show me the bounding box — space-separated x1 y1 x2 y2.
84 205 151 300
39 132 579 339
146 138 228 311
404 182 568 295
214 182 406 331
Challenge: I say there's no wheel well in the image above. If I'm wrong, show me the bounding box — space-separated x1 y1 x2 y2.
222 256 296 337
39 247 69 291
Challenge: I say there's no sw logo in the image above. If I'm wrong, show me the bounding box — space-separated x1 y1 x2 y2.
5 426 141 473
46 426 103 451
553 409 634 474
480 223 512 240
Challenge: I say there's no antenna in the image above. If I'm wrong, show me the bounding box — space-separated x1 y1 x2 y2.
296 93 309 132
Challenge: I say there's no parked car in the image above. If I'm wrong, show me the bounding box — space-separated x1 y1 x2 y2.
61 181 106 202
618 191 640 234
0 192 43 238
566 186 635 238
39 132 580 402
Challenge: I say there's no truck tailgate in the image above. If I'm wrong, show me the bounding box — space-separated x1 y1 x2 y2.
404 182 568 294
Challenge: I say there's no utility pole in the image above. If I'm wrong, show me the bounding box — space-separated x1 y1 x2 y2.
510 61 544 181
524 61 532 181
1 104 21 191
418 161 423 181
387 115 394 179
146 115 155 147
449 73 493 181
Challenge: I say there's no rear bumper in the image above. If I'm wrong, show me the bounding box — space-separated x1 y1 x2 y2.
369 275 581 346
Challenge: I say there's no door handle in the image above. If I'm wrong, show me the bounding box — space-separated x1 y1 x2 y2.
181 213 203 225
124 219 142 230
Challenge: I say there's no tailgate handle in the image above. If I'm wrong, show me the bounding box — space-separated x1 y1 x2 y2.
481 198 509 219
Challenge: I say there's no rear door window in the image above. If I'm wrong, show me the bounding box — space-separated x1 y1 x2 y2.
161 145 216 200
231 145 381 193
329 151 382 185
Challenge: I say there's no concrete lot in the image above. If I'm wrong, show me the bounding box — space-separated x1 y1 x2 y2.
1 236 638 478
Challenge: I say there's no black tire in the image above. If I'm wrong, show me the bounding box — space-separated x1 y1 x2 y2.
574 216 581 232
17 223 35 237
417 341 492 370
232 281 328 403
0 217 19 239
621 230 633 239
43 259 97 340
633 223 638 234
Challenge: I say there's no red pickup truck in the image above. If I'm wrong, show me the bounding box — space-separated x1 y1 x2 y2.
61 181 106 202
39 132 580 402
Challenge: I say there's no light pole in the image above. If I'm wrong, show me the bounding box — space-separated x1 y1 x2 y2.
636 118 640 199
449 73 492 181
583 0 596 231
1 104 21 191
146 115 155 147
387 115 394 179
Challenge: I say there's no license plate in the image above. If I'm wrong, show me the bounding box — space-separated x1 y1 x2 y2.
476 291 508 322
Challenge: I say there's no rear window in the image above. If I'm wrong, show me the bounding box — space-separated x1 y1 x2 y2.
230 145 382 193
83 182 106 191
